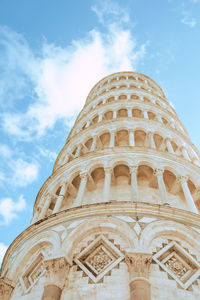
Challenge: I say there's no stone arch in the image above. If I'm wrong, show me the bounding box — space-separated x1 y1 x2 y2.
62 216 138 263
115 129 129 147
140 220 200 252
8 230 60 281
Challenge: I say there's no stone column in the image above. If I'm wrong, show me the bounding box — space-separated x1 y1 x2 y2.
178 176 198 213
42 257 69 300
0 278 14 300
31 206 41 224
157 114 163 123
129 130 135 147
109 131 115 147
181 146 190 161
113 110 117 119
75 172 88 206
90 135 97 151
75 144 81 158
166 138 174 154
53 182 68 214
130 166 138 202
125 251 152 300
98 113 103 123
148 132 156 149
103 167 112 202
128 109 132 117
39 194 52 219
143 110 148 119
154 169 168 204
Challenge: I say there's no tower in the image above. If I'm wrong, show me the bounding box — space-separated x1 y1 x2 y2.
1 71 200 300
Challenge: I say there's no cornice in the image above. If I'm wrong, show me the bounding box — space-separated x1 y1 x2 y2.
2 201 200 276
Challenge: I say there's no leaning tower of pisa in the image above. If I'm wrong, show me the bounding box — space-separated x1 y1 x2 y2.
1 71 200 300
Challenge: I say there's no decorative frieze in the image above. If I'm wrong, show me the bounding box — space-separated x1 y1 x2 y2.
0 278 14 300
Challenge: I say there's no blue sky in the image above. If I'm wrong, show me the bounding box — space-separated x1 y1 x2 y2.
0 0 200 264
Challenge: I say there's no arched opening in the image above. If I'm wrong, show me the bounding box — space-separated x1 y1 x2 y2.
154 134 163 149
85 138 93 151
92 115 98 124
144 97 151 103
103 111 113 121
119 76 126 80
132 108 143 118
134 130 146 147
100 133 110 148
115 130 129 146
107 96 114 103
148 111 156 120
162 117 168 125
129 76 136 80
117 109 128 118
111 164 131 201
118 94 127 100
137 165 159 203
131 94 139 100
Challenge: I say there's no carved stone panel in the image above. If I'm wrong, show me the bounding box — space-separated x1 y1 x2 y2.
153 241 200 289
74 234 124 283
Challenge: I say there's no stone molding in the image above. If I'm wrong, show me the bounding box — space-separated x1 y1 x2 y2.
44 256 69 289
0 278 14 300
125 250 152 280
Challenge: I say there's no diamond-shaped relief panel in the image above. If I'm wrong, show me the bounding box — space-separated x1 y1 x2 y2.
153 241 200 290
74 235 124 283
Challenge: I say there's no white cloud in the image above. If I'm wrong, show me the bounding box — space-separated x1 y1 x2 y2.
0 195 26 224
0 144 12 158
39 148 57 162
0 2 147 139
0 242 7 264
92 0 130 25
181 15 197 27
11 159 38 187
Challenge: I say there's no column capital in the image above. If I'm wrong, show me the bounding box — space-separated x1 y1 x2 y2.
0 278 14 300
130 166 138 174
125 251 152 280
153 168 164 177
44 256 70 289
104 166 113 174
79 171 88 179
177 175 188 184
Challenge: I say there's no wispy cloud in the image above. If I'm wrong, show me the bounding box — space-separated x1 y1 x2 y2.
0 1 147 140
181 14 197 27
92 0 130 25
0 195 26 224
0 144 39 187
0 242 7 264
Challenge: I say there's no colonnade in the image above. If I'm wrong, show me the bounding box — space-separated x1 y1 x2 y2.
67 129 198 166
39 250 153 300
33 165 199 223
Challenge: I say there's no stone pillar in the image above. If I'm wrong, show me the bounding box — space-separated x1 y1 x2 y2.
128 109 132 117
178 176 198 213
157 114 162 123
154 169 168 204
42 257 69 300
148 132 156 149
143 110 148 119
91 135 97 152
181 146 190 161
53 182 68 214
75 144 81 158
166 138 174 154
109 131 115 147
125 251 152 300
0 278 14 300
129 130 135 147
75 172 88 206
39 194 52 219
113 110 117 119
103 167 112 202
98 113 103 123
130 166 138 201
31 206 41 224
